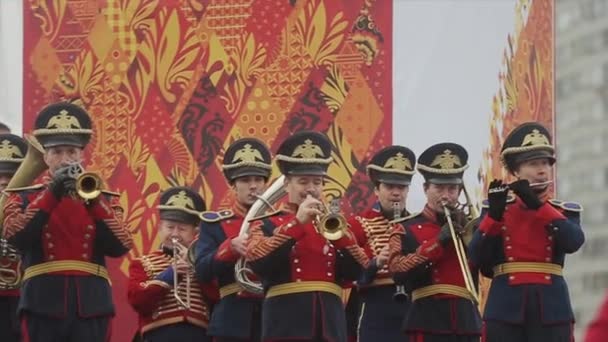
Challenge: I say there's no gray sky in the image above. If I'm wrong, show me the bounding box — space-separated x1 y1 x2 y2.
393 0 516 211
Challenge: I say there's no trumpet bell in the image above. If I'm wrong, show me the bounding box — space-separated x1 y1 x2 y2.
76 172 102 200
318 213 347 241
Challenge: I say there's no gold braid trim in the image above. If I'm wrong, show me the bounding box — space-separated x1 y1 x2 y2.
33 128 93 136
222 161 272 170
366 164 415 175
275 155 333 164
416 163 469 175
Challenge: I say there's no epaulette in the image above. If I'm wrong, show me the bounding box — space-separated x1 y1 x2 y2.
2 184 44 193
549 199 583 212
481 194 516 208
101 190 120 197
390 211 421 224
199 209 234 223
248 210 282 222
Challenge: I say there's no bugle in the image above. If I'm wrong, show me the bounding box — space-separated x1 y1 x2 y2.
441 201 479 304
171 237 191 309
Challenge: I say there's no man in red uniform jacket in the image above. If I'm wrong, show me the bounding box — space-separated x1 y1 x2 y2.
194 137 272 342
0 133 27 342
128 186 216 342
388 142 482 342
348 145 416 342
2 101 134 342
469 122 584 342
585 290 608 342
246 130 370 342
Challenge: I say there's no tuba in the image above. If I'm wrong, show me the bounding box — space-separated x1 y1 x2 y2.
0 134 47 233
0 134 47 290
234 175 287 295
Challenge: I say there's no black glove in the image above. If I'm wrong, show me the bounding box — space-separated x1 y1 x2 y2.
509 179 542 210
437 221 463 246
49 166 75 199
487 179 508 220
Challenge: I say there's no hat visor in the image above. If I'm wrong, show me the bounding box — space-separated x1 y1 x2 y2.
426 177 463 185
0 163 19 176
159 210 199 225
38 135 89 148
374 173 412 186
228 166 271 180
513 150 556 165
281 163 328 176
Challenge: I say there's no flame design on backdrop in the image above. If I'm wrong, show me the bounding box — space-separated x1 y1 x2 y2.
22 1 391 340
477 0 555 311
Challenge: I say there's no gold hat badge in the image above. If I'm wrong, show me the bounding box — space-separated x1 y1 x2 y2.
292 139 325 158
522 129 550 146
233 143 263 163
166 190 195 210
431 149 462 169
46 109 82 129
0 140 24 159
384 152 412 171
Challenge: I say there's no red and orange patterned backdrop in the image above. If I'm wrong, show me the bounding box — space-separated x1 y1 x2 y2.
22 1 392 340
477 0 555 310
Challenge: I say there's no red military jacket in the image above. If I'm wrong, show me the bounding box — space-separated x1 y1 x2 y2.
128 249 217 334
388 206 481 334
245 203 370 341
349 206 400 286
2 180 133 317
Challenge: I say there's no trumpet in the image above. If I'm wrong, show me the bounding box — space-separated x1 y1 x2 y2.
488 180 553 194
441 201 479 304
62 163 103 200
171 237 191 309
391 202 409 302
314 199 347 241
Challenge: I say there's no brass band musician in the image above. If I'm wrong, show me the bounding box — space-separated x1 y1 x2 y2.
0 133 27 342
245 131 370 342
348 145 416 341
2 102 133 342
128 186 216 342
388 143 482 342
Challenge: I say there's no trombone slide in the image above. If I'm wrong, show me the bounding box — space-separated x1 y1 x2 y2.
442 204 479 304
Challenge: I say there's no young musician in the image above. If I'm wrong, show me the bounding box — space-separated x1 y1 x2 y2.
388 143 482 342
469 122 584 342
194 137 272 342
348 145 416 341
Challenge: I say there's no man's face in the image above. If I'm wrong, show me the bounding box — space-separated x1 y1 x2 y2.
284 175 324 205
514 158 552 191
374 182 409 214
232 175 267 207
43 145 83 174
158 219 198 248
0 173 13 192
424 183 461 213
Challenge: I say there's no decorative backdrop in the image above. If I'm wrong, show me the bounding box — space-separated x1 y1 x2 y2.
22 1 392 340
477 0 555 311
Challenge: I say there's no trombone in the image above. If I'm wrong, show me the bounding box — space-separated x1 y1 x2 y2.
171 237 191 309
441 201 479 304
